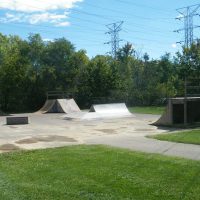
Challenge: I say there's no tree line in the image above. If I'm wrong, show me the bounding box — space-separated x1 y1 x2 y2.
0 33 199 112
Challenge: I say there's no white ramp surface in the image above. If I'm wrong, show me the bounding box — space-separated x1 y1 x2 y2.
90 103 131 115
63 103 133 121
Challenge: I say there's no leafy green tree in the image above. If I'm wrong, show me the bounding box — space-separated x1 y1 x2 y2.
176 42 200 78
0 35 30 111
43 38 75 91
77 55 120 106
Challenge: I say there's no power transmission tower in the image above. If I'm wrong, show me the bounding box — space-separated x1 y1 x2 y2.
105 21 124 58
174 4 200 48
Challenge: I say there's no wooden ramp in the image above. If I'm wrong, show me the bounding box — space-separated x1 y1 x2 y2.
37 99 80 114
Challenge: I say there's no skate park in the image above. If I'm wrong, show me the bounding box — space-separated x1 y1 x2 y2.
1 1 200 199
1 94 200 160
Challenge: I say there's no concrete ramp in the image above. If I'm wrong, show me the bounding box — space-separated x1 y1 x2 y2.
153 102 172 126
37 99 80 114
63 103 133 121
57 99 80 113
37 99 56 114
153 97 200 126
90 103 131 115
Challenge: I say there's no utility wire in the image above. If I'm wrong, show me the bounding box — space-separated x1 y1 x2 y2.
0 1 182 55
83 1 175 21
0 2 176 35
115 0 173 14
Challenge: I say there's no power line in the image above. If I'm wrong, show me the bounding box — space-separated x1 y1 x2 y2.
71 8 114 21
114 0 173 14
0 1 182 57
0 23 106 44
0 2 176 35
0 1 177 28
0 21 175 52
105 21 124 58
83 2 174 21
0 20 105 33
174 4 200 48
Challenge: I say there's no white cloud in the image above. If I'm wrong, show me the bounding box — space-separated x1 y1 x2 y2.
55 21 70 27
0 13 24 23
0 0 83 13
172 43 177 48
5 13 24 22
0 0 83 26
29 12 68 24
1 12 70 26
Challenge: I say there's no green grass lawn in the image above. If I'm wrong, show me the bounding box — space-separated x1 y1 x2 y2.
149 130 200 145
0 145 200 200
129 106 165 115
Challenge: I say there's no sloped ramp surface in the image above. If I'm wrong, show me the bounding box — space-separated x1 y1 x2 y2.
57 99 80 113
64 103 133 121
90 103 131 115
37 99 56 114
153 100 173 126
37 99 80 114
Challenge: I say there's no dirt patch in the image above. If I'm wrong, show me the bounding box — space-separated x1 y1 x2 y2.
0 144 21 151
16 135 77 144
95 129 117 134
16 138 38 144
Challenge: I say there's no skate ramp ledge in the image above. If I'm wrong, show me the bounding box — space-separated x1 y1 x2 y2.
7 116 29 125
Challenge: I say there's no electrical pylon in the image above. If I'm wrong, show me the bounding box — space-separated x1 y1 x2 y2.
175 4 200 48
105 21 124 58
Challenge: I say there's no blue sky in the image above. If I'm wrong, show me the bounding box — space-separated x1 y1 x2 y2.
0 0 200 59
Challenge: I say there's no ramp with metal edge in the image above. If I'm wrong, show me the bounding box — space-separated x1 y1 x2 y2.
89 103 131 115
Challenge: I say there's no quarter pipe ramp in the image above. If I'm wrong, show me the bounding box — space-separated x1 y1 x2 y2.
37 99 80 114
154 97 200 126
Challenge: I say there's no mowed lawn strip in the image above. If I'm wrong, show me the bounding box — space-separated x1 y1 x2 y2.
129 106 165 115
0 145 200 200
149 130 200 145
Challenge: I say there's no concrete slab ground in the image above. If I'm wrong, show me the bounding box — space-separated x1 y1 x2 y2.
0 113 200 160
